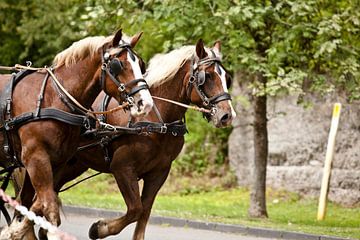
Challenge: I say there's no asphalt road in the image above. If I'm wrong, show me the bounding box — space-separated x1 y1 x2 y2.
58 212 270 240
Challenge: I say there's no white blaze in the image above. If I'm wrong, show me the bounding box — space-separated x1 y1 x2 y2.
214 65 237 119
127 51 153 113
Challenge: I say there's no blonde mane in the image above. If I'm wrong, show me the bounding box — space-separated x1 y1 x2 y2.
145 45 221 87
53 36 113 67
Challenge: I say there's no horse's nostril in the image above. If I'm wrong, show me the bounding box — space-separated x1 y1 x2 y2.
136 100 144 113
137 100 143 107
220 113 230 124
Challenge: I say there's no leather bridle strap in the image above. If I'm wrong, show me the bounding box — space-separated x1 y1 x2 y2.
187 56 231 108
126 79 149 97
100 49 149 102
208 92 232 104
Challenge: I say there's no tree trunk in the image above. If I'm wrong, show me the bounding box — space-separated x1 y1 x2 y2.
248 72 268 218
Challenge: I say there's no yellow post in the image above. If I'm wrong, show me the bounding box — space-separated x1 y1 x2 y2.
317 103 341 221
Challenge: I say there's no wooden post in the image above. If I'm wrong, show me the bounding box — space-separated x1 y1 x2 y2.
317 103 341 221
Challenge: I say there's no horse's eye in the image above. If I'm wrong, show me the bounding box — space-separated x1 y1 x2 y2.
226 74 232 89
109 58 124 76
140 60 146 74
205 73 212 80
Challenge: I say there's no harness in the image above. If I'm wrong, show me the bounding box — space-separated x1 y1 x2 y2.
77 93 187 163
0 70 96 156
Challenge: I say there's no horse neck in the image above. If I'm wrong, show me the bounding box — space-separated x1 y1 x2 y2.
54 56 101 109
149 62 190 122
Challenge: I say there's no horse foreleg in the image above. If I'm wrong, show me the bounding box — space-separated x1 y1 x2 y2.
21 145 61 240
133 167 171 240
88 166 142 239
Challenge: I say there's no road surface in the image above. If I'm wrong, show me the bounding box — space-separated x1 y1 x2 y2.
58 212 270 240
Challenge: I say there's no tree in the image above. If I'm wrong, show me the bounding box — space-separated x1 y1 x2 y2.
125 0 360 218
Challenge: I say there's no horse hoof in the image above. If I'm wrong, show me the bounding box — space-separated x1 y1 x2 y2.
38 228 48 240
89 219 109 239
89 221 100 239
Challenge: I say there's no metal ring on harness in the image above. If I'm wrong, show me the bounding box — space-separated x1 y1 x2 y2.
101 63 107 70
203 99 210 106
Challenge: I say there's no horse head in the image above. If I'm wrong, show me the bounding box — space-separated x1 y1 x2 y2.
99 29 153 117
186 39 236 127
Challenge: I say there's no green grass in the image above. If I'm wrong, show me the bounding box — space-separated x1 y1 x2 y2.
57 172 360 239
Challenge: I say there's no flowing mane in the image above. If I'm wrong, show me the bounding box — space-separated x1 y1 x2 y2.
53 34 133 68
145 45 221 87
53 36 112 67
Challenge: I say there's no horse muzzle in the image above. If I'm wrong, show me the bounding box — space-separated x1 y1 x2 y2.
129 90 153 117
212 108 233 128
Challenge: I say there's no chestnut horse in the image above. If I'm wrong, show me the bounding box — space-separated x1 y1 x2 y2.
49 39 236 240
0 29 153 239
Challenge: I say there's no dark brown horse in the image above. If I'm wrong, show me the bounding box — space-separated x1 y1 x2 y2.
0 29 153 240
50 39 236 240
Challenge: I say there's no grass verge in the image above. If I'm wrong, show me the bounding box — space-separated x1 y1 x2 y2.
57 171 360 239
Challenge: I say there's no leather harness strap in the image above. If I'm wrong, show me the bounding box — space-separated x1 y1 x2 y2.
77 93 188 163
0 108 95 131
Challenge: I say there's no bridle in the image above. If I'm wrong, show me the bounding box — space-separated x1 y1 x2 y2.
186 54 232 116
100 43 149 106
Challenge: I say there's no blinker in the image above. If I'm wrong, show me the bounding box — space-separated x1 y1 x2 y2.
197 71 206 85
109 58 123 76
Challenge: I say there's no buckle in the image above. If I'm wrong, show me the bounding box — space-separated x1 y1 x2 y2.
84 120 90 130
126 96 135 106
210 107 217 116
6 99 11 114
118 83 126 92
203 99 210 106
103 52 110 61
99 122 116 131
4 121 13 131
3 145 9 154
100 136 111 146
160 125 167 134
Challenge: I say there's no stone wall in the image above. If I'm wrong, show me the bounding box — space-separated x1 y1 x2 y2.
228 80 360 206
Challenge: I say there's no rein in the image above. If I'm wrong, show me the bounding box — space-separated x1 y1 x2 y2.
152 96 214 115
58 172 102 193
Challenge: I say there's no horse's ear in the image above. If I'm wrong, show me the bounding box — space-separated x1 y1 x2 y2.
112 29 123 47
195 39 208 59
130 32 143 48
213 40 221 56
